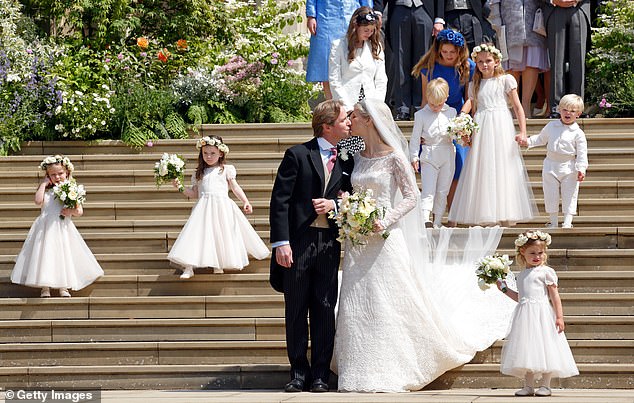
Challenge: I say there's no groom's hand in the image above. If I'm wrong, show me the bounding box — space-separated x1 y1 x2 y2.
276 245 294 268
312 198 335 215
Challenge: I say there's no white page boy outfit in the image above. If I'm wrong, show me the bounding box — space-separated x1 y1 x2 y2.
527 120 588 226
409 104 457 226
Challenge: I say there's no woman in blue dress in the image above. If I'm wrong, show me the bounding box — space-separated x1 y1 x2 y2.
411 29 475 216
306 0 373 99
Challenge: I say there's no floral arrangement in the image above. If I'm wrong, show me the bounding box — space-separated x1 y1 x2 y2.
196 136 230 155
447 113 478 146
471 44 503 61
154 153 186 192
52 178 86 220
329 188 389 246
475 253 513 291
436 29 465 48
514 230 552 251
40 155 74 173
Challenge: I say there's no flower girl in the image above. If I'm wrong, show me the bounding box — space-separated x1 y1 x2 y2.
448 43 537 226
11 155 104 297
168 136 269 278
498 230 578 397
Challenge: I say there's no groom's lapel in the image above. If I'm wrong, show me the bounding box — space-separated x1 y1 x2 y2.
325 157 343 196
308 139 325 190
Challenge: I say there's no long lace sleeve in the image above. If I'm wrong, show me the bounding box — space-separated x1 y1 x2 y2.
382 153 419 228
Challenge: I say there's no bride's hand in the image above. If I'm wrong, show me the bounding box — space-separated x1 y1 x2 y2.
372 219 384 233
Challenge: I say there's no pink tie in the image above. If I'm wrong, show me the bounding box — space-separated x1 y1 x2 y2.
327 147 337 173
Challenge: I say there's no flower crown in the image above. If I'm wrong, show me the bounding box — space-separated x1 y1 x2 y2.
436 29 465 48
471 44 503 61
39 155 74 173
356 11 378 25
514 230 552 250
196 136 229 155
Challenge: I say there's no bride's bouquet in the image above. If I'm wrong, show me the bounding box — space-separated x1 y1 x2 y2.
154 153 186 192
329 188 389 246
53 179 86 220
475 253 512 292
447 112 478 146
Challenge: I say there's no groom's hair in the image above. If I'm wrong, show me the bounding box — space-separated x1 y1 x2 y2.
312 99 344 138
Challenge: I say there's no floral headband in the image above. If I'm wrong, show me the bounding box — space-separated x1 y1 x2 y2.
356 11 378 25
471 44 503 61
39 155 74 173
514 230 552 250
436 29 465 48
196 136 229 155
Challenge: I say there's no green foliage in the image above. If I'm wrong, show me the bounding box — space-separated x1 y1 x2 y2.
587 0 634 116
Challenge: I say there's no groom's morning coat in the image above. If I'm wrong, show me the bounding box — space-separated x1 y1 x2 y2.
269 137 354 292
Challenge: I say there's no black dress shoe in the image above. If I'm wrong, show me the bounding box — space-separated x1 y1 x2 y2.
284 378 304 392
310 378 329 392
395 112 410 121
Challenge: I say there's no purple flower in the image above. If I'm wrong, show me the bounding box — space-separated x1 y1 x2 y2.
140 52 147 57
146 141 154 147
287 60 294 66
272 52 280 58
105 58 111 63
271 58 278 65
599 97 612 108
117 53 124 60
26 49 33 54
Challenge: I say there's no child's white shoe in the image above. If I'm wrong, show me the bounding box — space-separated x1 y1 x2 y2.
545 222 558 229
213 267 224 274
514 386 535 397
535 386 552 397
180 267 194 279
59 288 71 297
40 287 51 298
561 223 573 229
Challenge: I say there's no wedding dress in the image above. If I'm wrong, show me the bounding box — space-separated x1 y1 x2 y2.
332 99 516 392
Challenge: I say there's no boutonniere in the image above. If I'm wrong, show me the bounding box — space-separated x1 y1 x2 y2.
339 147 350 161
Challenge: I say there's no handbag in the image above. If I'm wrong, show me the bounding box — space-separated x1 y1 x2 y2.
533 8 547 37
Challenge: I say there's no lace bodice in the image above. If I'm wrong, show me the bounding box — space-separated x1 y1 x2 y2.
191 165 236 197
352 152 418 228
469 74 517 112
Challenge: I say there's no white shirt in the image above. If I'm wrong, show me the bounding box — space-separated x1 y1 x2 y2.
527 120 588 174
409 104 457 161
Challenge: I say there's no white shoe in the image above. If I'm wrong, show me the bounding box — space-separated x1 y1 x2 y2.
561 223 573 229
535 386 552 397
545 222 558 229
533 105 548 117
180 267 194 279
59 288 71 297
515 386 535 397
213 267 224 274
40 287 51 298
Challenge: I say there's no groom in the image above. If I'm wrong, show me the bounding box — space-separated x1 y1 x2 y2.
269 99 354 393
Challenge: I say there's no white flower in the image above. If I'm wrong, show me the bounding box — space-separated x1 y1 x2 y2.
339 148 349 161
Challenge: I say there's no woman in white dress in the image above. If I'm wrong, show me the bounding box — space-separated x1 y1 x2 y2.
329 7 387 111
332 99 516 392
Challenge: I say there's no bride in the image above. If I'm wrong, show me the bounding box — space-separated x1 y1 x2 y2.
332 99 516 392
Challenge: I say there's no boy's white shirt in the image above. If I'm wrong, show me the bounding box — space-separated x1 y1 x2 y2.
409 104 457 161
527 120 588 174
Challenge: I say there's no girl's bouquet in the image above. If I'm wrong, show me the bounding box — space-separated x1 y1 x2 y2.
329 188 389 246
154 153 186 192
53 179 86 220
447 112 478 146
475 253 512 292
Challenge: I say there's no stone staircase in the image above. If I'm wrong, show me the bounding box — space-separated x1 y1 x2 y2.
0 119 633 390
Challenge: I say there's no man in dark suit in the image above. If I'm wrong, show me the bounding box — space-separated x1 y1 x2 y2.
269 99 354 393
374 0 443 121
541 0 591 118
436 0 496 51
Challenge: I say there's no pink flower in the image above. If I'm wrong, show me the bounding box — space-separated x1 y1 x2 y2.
271 58 278 65
599 97 612 108
140 52 147 57
146 141 154 147
105 58 111 63
272 52 280 58
287 60 294 66
117 53 124 60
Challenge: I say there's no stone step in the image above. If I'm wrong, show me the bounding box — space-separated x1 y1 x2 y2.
0 362 631 389
3 180 632 203
0 292 634 320
0 339 630 369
